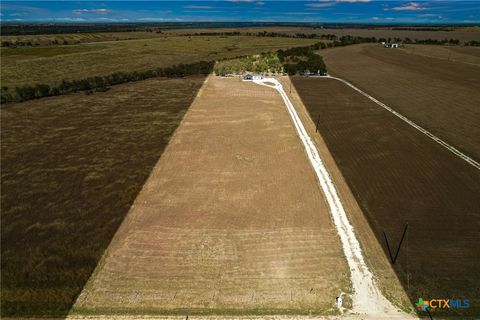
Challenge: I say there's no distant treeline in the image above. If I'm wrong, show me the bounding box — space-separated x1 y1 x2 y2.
390 27 454 31
1 22 302 35
179 31 479 46
3 22 473 35
1 39 81 47
185 31 368 41
2 30 478 48
1 61 214 104
1 23 164 35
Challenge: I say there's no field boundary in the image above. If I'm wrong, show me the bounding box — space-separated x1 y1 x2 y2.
326 75 480 170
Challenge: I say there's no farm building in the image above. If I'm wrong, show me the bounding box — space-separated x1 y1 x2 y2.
243 73 263 81
304 70 328 77
384 43 399 48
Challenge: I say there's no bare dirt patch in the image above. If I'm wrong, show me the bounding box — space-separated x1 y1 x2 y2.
72 76 351 316
292 76 480 318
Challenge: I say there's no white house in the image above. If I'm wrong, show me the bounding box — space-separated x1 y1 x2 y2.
385 43 399 48
243 73 263 81
252 73 263 80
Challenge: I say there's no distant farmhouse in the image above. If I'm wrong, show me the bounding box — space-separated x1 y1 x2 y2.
243 73 263 81
304 69 328 76
382 42 399 48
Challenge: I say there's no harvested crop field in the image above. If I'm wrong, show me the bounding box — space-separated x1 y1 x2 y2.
1 76 206 317
292 77 480 318
72 76 351 316
320 43 480 161
1 36 318 89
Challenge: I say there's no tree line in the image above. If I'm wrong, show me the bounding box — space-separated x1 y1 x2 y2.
214 41 328 76
278 44 327 75
465 40 480 46
178 31 478 46
214 35 396 77
1 39 80 47
1 61 214 104
4 31 477 48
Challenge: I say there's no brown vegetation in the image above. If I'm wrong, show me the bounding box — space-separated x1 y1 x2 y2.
1 76 206 317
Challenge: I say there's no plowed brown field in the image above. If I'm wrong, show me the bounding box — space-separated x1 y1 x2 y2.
72 77 351 316
1 76 207 318
320 44 480 161
292 76 480 318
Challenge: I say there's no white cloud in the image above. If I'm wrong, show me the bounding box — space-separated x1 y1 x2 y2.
387 2 428 11
372 16 380 20
73 8 111 15
225 0 255 2
255 1 265 5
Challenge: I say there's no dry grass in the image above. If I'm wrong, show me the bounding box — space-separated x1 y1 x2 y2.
72 77 351 316
292 76 480 318
1 76 206 317
319 43 480 161
1 36 318 89
0 31 167 46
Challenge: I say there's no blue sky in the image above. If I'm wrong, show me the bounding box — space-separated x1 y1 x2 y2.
1 1 479 23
